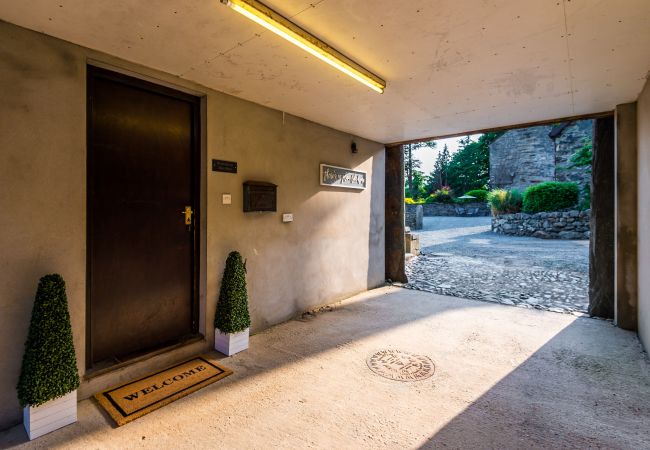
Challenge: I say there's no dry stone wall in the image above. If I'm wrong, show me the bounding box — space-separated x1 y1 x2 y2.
406 202 490 230
405 204 423 230
421 202 491 217
492 210 590 240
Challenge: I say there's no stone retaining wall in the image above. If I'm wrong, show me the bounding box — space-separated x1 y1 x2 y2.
406 204 423 230
405 202 490 228
492 210 590 239
422 202 491 217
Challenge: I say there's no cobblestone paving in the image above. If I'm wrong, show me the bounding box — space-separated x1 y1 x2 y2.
404 217 589 314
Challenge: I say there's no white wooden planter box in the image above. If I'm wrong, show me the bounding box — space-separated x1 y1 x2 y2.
24 390 77 440
215 328 249 356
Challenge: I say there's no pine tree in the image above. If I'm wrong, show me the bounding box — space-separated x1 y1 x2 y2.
427 144 451 192
404 141 435 199
404 144 421 198
17 274 80 407
447 132 501 194
215 251 251 334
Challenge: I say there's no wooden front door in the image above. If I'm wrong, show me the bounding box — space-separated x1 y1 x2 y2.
87 67 200 368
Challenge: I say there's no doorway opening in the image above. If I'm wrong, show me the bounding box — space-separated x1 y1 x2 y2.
390 115 614 318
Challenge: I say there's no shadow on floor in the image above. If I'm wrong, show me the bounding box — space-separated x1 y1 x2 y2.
419 319 650 449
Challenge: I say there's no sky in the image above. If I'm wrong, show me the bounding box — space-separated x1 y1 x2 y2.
413 134 482 174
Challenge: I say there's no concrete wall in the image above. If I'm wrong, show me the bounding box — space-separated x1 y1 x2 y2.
638 79 650 350
0 21 385 428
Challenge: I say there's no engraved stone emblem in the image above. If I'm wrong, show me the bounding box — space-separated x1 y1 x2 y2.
367 350 435 381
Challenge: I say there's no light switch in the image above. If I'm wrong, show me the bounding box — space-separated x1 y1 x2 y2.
282 213 293 223
222 194 232 205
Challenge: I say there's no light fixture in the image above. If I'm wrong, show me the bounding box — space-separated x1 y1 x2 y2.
220 0 386 94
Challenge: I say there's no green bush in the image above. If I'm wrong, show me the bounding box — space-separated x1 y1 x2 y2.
429 186 455 204
487 189 523 214
17 274 80 407
464 189 488 201
579 184 591 210
404 197 424 205
215 251 251 334
523 182 579 213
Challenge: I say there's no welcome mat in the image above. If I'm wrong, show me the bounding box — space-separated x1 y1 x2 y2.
95 355 232 426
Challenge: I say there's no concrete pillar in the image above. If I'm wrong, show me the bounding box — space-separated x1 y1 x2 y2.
385 145 407 283
615 103 638 330
589 116 615 319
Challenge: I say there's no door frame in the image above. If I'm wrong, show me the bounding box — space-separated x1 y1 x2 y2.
85 65 202 370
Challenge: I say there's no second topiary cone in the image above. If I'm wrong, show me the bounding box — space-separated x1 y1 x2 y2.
214 251 251 355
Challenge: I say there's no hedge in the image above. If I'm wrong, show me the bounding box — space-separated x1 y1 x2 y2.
17 274 80 407
523 182 579 213
215 251 251 334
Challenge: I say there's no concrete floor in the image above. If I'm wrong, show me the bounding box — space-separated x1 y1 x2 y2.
1 287 649 449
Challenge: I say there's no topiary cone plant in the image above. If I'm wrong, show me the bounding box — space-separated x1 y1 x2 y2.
214 251 251 356
18 274 80 440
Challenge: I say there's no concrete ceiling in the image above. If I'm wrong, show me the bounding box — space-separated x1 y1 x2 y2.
1 0 649 143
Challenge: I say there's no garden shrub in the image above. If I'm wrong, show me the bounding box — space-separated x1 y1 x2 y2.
17 274 80 407
215 251 251 334
404 197 424 204
430 186 455 204
523 182 579 213
578 185 591 211
487 189 523 214
464 189 488 201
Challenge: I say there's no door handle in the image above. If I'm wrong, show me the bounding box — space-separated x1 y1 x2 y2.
182 206 193 225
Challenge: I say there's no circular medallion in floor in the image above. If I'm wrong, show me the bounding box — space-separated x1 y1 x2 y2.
366 349 435 381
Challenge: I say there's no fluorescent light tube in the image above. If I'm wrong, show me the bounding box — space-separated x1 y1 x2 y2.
221 0 386 93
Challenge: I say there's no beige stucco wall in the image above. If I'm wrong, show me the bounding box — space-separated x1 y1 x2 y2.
0 20 385 429
638 78 650 351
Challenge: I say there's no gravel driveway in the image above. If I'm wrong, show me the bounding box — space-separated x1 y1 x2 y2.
405 216 589 314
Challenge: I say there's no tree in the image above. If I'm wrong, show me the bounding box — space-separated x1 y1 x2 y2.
447 132 501 194
404 143 421 199
426 144 451 193
404 141 436 199
407 171 427 200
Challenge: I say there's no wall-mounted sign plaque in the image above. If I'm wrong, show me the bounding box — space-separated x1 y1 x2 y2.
320 164 366 190
212 159 238 173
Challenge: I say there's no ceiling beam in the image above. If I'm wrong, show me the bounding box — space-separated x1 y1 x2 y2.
386 110 614 147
